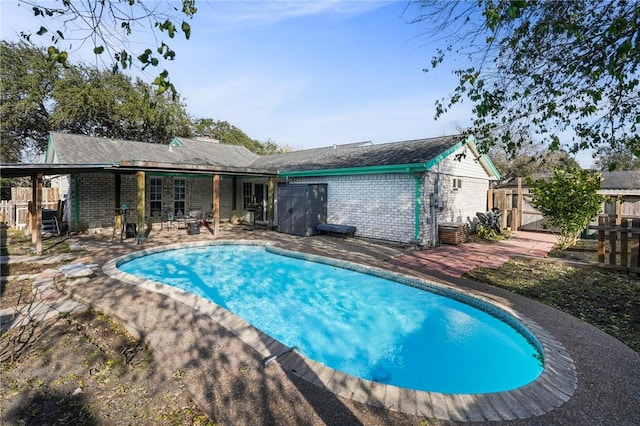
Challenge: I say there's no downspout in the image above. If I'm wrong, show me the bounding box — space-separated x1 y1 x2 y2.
414 173 421 241
73 174 79 226
427 170 442 247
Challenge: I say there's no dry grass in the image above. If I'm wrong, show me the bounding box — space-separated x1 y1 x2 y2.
466 258 640 353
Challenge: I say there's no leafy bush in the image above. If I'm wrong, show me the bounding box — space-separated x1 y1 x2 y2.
527 168 605 250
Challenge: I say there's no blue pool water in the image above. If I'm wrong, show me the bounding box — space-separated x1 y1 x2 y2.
118 244 543 394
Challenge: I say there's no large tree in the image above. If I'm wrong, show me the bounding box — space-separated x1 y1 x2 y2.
191 118 288 155
17 0 197 97
413 0 640 158
489 144 578 183
0 40 59 162
592 140 640 171
51 65 192 143
1 41 193 162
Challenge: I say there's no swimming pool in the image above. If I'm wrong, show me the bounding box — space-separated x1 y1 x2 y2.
115 242 544 394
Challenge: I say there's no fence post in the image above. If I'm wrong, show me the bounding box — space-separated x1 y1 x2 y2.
511 207 519 231
598 215 605 262
609 226 617 265
620 218 629 267
632 219 640 274
615 199 623 225
517 177 523 231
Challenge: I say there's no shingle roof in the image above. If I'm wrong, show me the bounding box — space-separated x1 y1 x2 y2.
48 133 258 168
498 170 640 190
251 135 463 172
46 133 481 176
600 171 640 190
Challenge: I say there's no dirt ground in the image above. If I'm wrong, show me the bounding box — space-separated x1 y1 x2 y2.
1 231 215 425
1 288 214 425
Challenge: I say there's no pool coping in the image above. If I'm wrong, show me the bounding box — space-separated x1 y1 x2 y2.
102 239 578 422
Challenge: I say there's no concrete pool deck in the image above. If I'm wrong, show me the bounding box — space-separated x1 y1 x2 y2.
5 225 640 424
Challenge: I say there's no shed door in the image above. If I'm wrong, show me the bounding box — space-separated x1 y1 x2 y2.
277 186 292 234
290 185 308 236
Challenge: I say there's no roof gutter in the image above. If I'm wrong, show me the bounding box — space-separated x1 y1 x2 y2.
112 160 277 177
279 140 475 178
423 141 464 170
278 162 432 177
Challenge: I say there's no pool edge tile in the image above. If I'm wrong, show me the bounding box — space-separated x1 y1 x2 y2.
455 394 485 422
399 387 418 416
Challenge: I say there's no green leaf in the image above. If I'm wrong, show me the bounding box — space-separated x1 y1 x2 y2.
93 46 104 55
36 26 48 36
182 21 191 39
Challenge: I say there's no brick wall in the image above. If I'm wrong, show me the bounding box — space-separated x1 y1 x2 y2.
70 173 234 232
422 174 490 244
295 174 417 243
294 171 490 245
69 167 490 243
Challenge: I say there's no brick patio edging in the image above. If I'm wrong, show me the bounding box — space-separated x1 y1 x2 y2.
102 239 577 422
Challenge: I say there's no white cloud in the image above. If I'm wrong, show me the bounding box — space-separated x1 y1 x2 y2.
182 72 311 120
217 91 474 148
197 0 395 30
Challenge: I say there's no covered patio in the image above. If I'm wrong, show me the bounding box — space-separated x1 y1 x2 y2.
0 162 277 254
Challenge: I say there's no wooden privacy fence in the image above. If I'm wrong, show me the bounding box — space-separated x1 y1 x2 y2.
0 188 60 229
591 215 640 274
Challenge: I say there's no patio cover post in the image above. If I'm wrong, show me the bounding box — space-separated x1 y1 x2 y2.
517 177 524 231
213 174 220 235
114 173 122 240
31 173 43 254
136 171 145 243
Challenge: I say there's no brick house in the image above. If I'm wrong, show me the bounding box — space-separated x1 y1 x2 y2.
43 132 499 246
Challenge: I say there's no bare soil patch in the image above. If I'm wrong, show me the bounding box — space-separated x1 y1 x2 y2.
1 228 215 425
1 310 214 425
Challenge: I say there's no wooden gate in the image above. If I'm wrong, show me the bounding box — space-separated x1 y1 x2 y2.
490 181 555 232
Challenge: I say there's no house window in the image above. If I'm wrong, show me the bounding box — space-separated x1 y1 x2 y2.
452 178 462 190
243 182 254 209
150 178 162 216
174 179 186 215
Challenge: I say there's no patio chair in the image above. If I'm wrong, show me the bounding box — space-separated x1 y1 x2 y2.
166 211 175 229
150 210 163 230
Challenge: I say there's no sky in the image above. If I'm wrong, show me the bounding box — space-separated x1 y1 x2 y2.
0 0 593 165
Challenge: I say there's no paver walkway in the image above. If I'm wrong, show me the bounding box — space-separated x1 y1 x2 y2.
0 265 89 332
391 231 558 277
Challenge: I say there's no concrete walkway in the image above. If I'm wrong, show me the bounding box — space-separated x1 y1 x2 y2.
391 231 558 278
